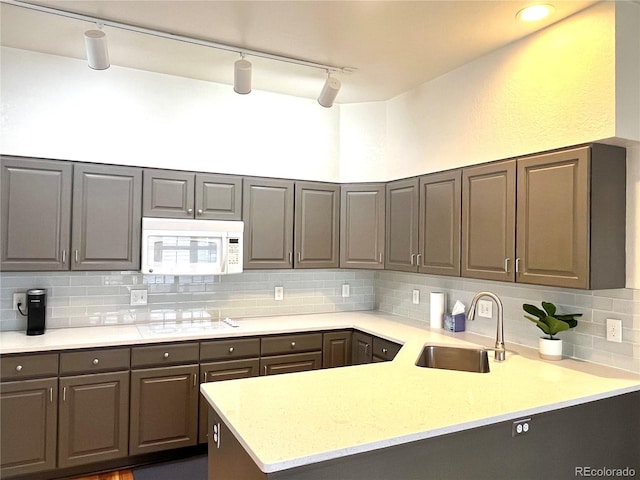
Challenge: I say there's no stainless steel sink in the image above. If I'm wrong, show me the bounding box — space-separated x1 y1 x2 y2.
416 345 490 373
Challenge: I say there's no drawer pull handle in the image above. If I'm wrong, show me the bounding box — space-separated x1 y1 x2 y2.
229 347 234 353
264 365 268 375
163 352 170 359
291 341 296 348
15 365 23 372
92 358 99 365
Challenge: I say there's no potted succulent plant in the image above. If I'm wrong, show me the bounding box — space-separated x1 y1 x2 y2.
523 301 581 360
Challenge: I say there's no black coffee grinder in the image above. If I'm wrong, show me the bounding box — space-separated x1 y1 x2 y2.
24 288 47 336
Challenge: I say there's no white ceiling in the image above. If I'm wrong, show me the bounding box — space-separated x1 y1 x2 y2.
0 0 598 104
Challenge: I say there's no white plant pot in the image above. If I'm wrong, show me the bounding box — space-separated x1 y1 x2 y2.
539 337 563 360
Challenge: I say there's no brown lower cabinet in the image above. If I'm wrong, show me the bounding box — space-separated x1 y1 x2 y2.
0 377 58 478
352 331 401 364
129 364 200 455
322 330 352 368
58 371 130 469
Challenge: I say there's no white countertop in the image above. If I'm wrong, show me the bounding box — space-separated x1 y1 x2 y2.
2 311 639 475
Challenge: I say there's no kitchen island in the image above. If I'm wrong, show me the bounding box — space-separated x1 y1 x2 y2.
199 313 640 480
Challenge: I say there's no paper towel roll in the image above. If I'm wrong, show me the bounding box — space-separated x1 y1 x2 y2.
430 292 446 329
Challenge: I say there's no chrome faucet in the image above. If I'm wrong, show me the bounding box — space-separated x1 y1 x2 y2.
467 291 506 361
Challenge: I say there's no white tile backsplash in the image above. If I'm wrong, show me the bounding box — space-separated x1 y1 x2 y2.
374 271 640 373
2 269 639 373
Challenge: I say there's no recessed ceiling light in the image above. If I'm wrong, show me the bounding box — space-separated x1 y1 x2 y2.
516 4 555 22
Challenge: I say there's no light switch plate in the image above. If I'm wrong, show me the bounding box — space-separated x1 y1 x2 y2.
274 286 284 301
477 300 493 318
412 289 420 305
606 318 622 343
130 289 148 306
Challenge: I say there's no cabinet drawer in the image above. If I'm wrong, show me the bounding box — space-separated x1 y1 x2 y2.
372 337 402 361
260 352 322 376
261 333 323 356
60 348 130 375
1 353 59 380
131 342 199 368
200 338 260 361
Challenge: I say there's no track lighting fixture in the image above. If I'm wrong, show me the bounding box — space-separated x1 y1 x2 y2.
234 55 252 95
317 73 341 108
7 0 356 103
84 26 110 70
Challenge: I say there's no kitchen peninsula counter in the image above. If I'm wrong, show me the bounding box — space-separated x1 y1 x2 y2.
197 313 640 479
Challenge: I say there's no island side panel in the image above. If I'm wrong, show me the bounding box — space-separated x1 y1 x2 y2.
208 407 267 480
269 391 640 480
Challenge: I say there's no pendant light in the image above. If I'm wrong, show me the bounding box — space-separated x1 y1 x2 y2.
84 26 110 70
234 54 252 94
317 72 341 108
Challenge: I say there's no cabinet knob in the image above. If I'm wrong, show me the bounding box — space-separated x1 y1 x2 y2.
228 347 234 353
382 348 388 354
15 365 23 372
197 209 203 215
92 358 99 365
163 352 170 359
291 341 296 348
187 208 193 214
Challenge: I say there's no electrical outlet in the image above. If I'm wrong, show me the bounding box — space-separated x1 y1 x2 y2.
274 286 284 301
606 318 622 343
512 418 531 437
412 289 420 305
477 300 493 318
13 293 26 312
130 289 147 306
342 284 350 298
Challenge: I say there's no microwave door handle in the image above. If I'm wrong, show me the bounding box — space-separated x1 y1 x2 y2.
221 239 228 274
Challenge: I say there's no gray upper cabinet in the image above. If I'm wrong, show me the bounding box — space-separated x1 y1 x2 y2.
385 178 420 272
71 163 142 271
294 181 340 269
143 169 241 220
1 156 72 271
340 184 385 269
418 170 461 276
243 177 294 269
461 160 516 282
516 145 625 289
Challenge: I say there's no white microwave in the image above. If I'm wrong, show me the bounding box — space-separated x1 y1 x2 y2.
141 218 243 275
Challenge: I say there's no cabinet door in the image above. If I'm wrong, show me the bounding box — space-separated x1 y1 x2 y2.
351 331 373 365
461 160 516 282
260 352 322 376
198 358 259 444
195 174 242 220
294 181 340 268
242 178 294 269
142 169 195 218
129 364 199 455
58 371 129 468
0 378 58 478
340 184 385 269
385 178 419 272
516 148 589 289
1 156 72 271
418 170 461 276
323 331 353 368
72 163 142 271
